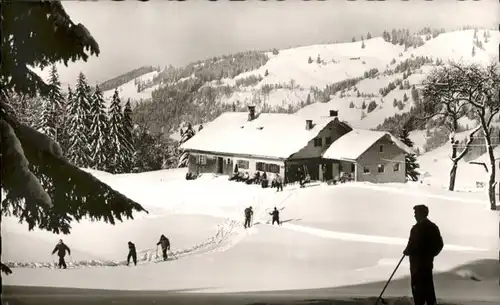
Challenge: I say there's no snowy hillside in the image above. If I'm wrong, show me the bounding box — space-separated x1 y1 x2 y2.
2 165 498 298
102 70 160 103
105 29 498 144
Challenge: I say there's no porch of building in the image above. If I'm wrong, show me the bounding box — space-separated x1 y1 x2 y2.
318 158 357 182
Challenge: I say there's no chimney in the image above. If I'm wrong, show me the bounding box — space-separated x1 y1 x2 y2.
329 110 338 117
248 105 256 121
305 119 313 130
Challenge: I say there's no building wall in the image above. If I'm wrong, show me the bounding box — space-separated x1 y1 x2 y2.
355 136 406 183
285 158 323 182
289 119 351 160
188 152 285 177
188 153 218 174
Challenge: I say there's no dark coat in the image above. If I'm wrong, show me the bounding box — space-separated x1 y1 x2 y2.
52 243 71 257
128 242 136 254
244 208 253 219
157 236 170 250
270 209 279 219
404 218 444 272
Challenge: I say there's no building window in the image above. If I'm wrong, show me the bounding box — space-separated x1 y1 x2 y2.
378 164 385 173
268 164 280 174
314 138 323 147
227 158 231 164
363 166 370 174
325 137 332 145
237 160 249 169
379 144 384 153
198 155 207 165
393 163 400 172
256 162 280 174
351 163 355 172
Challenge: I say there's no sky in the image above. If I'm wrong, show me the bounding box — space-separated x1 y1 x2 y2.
37 0 499 88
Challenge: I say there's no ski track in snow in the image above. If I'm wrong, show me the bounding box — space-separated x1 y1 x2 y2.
4 217 249 270
340 183 489 205
4 183 490 270
274 223 490 252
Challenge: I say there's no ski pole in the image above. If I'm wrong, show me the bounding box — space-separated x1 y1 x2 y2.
169 250 178 260
374 254 405 305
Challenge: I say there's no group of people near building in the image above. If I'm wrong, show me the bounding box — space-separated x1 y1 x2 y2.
51 234 171 269
229 166 285 191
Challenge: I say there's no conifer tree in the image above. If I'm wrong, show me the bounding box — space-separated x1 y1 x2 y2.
121 99 135 172
177 122 196 168
0 2 146 275
88 85 109 170
66 72 92 167
38 65 65 143
398 125 420 181
60 85 74 157
38 98 56 139
107 89 127 173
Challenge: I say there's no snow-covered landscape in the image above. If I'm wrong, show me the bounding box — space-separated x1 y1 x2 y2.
2 1 500 305
2 158 499 299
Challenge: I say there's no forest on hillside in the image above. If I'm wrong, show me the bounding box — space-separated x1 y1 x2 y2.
99 66 160 92
123 26 495 146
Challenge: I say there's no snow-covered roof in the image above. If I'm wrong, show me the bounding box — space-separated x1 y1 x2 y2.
322 129 413 161
181 112 344 159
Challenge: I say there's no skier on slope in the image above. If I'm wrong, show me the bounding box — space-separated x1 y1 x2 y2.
127 241 137 266
244 206 253 229
269 207 281 225
51 239 71 269
156 235 170 261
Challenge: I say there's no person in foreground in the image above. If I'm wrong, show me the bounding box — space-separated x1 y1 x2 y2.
403 204 444 305
127 241 137 266
157 235 170 261
269 207 281 225
51 239 71 269
244 206 253 229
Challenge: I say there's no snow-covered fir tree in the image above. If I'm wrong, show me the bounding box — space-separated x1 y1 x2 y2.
398 126 420 182
88 85 109 170
177 122 196 168
107 89 131 174
121 99 135 172
38 65 66 144
66 72 92 167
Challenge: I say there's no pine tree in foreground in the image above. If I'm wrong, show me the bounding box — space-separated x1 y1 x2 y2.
1 1 146 275
88 85 109 171
66 72 92 167
121 99 135 173
107 89 127 174
398 126 420 182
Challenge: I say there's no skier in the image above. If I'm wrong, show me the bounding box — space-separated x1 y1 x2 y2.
275 173 284 192
127 241 137 266
156 235 170 261
297 168 304 187
403 204 444 305
269 207 281 225
51 239 71 269
244 206 253 229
